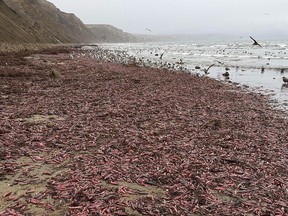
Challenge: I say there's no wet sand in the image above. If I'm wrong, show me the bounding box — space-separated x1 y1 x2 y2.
0 46 287 215
98 42 288 111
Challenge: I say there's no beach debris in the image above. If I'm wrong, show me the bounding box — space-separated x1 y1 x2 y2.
49 69 61 78
160 53 164 60
1 46 288 215
195 66 201 69
280 68 285 74
250 36 262 47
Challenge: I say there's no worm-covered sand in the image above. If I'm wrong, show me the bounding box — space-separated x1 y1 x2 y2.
0 47 287 215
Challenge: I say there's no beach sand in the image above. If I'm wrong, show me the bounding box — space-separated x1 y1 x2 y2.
0 46 287 215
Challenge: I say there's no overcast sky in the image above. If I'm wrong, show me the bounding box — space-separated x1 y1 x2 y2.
48 0 288 36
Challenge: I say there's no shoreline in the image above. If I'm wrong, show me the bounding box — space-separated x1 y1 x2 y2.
0 46 287 215
0 43 58 53
97 42 288 113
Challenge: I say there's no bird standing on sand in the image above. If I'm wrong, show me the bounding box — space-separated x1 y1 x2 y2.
261 67 265 73
222 71 229 78
250 36 261 47
283 77 288 83
176 59 184 65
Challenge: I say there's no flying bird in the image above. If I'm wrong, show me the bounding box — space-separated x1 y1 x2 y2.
145 28 152 32
250 36 261 47
204 63 215 75
216 60 224 65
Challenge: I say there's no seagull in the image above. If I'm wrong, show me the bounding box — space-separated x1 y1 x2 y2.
283 77 288 83
204 64 215 75
225 67 230 71
216 60 224 65
176 58 184 64
145 28 152 32
250 36 261 47
222 71 230 77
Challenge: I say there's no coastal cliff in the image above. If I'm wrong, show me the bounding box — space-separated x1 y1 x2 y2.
0 0 141 44
1 0 95 43
86 24 140 43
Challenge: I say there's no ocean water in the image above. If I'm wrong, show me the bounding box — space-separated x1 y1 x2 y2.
96 38 288 111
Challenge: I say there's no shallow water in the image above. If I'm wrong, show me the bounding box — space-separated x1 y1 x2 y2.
97 39 288 111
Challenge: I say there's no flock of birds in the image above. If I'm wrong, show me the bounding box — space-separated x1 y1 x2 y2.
74 45 192 73
217 36 288 85
75 36 288 86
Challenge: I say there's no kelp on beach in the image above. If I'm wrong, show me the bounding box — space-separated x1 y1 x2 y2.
0 47 287 215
